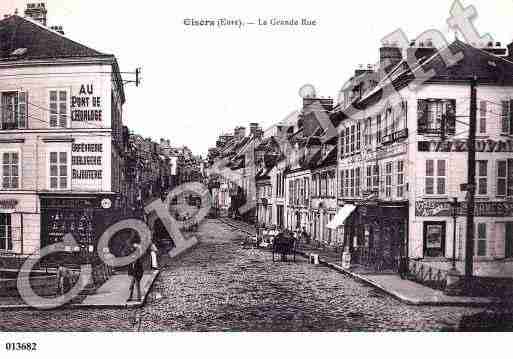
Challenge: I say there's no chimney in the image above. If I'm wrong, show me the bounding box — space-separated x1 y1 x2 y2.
406 40 437 65
234 126 246 139
24 2 47 26
249 122 260 137
380 45 403 77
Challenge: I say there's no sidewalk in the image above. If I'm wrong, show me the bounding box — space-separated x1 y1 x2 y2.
0 270 160 311
218 218 502 307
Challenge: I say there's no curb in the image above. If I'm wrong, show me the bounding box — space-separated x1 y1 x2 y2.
0 270 162 312
295 249 499 308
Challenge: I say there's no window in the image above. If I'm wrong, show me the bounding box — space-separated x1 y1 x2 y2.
372 164 379 192
425 159 446 195
2 152 19 189
385 162 393 198
475 223 487 257
497 159 513 197
345 127 350 154
506 222 513 259
376 115 382 144
397 160 405 198
366 166 372 191
350 125 355 153
501 100 513 135
345 169 350 197
479 100 487 134
340 130 345 157
0 213 12 251
356 123 361 151
365 118 372 146
339 170 344 197
49 152 68 190
350 169 355 197
49 90 68 128
1 91 27 130
476 160 488 195
418 99 456 136
424 221 446 257
355 167 360 197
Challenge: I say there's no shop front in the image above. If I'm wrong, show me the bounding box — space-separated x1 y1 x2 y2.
39 193 119 257
335 201 408 271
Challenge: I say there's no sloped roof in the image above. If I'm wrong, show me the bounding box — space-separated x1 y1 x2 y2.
0 15 109 61
360 40 513 105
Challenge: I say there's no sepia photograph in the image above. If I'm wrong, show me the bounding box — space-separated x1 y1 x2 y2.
0 0 513 356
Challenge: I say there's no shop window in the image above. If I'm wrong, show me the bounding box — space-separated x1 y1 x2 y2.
506 223 513 258
417 99 456 136
475 223 487 257
2 152 19 189
423 221 446 257
425 159 446 195
397 160 405 198
1 91 27 130
477 160 488 195
497 159 513 197
0 213 12 251
49 151 68 190
500 100 513 135
49 90 68 128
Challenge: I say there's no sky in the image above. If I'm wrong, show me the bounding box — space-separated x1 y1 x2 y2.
1 0 513 156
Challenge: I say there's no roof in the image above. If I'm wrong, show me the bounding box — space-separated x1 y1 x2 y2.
361 40 513 105
0 15 110 61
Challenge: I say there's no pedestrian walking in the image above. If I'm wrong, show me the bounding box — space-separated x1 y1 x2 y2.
127 243 144 302
150 242 159 270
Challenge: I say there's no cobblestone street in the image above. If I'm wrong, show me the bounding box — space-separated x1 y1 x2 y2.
0 219 510 332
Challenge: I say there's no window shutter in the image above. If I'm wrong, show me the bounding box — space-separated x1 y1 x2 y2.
445 99 456 135
18 92 27 128
417 99 428 132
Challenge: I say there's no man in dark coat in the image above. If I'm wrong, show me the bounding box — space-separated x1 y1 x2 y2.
127 243 144 302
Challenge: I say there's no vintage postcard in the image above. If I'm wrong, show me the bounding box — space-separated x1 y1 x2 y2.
0 0 513 357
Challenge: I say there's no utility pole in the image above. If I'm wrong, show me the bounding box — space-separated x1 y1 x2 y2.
465 76 477 285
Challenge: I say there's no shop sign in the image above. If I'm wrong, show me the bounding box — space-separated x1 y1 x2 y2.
71 84 103 122
418 139 513 153
72 142 104 188
415 200 513 217
0 199 18 210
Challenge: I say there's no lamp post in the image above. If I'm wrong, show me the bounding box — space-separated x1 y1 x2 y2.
445 197 462 295
451 197 458 270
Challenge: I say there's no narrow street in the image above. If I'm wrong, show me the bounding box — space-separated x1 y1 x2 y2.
0 219 505 332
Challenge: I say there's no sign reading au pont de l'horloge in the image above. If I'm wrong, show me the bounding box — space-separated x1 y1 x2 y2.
71 84 103 122
418 139 513 153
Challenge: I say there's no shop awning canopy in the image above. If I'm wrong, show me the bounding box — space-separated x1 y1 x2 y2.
327 204 356 229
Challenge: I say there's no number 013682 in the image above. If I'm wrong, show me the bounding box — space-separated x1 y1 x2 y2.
5 342 38 351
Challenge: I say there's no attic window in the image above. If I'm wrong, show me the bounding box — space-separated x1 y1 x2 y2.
11 48 27 56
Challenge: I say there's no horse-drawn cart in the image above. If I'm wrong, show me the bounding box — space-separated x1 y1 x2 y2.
272 231 296 262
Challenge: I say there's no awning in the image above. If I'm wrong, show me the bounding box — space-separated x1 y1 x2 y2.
327 204 356 229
